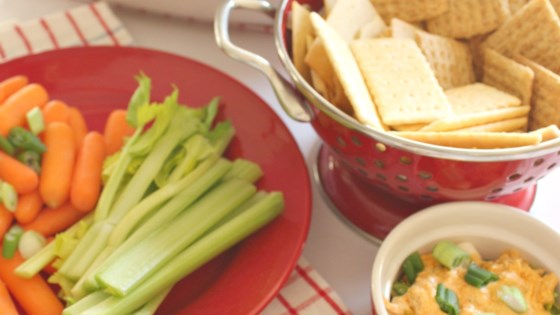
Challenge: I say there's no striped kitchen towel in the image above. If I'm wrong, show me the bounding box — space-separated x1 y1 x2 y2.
0 1 132 62
0 2 351 314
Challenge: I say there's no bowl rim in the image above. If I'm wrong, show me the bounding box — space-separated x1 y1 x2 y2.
369 201 560 315
273 0 560 162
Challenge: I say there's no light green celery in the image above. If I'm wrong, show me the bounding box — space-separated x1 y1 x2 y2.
125 73 151 127
14 241 55 278
207 121 235 156
214 191 267 228
69 248 113 300
79 158 232 291
202 97 219 129
57 221 114 281
96 179 257 296
15 215 93 278
167 135 214 184
107 107 198 224
61 107 197 280
79 192 284 315
222 159 263 183
154 145 185 187
62 291 111 315
48 272 76 303
129 287 172 315
109 156 224 246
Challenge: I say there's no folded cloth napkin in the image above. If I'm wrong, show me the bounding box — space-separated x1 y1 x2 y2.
0 2 351 314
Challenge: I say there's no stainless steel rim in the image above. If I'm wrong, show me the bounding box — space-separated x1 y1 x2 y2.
273 0 560 162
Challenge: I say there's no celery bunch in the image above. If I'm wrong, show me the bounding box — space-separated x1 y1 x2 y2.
21 74 284 314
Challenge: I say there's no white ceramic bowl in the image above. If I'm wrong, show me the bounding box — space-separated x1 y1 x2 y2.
371 201 560 314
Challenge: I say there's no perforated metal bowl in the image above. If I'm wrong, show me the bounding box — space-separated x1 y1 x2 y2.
215 0 560 242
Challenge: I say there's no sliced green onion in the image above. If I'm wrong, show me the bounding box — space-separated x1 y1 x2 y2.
1 181 18 212
18 230 47 259
2 225 24 259
17 150 41 174
8 126 46 153
498 285 528 313
433 240 470 269
0 135 15 155
547 302 560 314
464 263 499 288
391 281 409 297
402 251 424 284
26 106 45 135
435 283 460 315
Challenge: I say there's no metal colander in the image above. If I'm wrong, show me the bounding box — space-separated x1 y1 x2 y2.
215 0 560 241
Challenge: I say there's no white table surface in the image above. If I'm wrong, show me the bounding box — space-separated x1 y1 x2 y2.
1 1 559 314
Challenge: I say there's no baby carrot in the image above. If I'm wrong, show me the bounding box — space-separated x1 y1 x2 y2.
40 122 76 208
14 190 43 225
71 132 106 212
0 251 63 315
42 100 70 126
67 107 89 150
22 202 86 237
104 109 135 155
0 83 49 136
0 75 29 104
0 205 13 241
0 279 18 315
0 151 39 194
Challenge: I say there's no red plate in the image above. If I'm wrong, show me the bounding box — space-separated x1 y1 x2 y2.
0 47 312 315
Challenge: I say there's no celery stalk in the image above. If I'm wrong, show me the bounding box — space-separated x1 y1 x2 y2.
96 179 257 296
107 108 197 224
222 159 263 183
108 156 223 245
130 287 172 315
62 291 111 315
79 192 284 315
77 158 232 291
14 241 56 278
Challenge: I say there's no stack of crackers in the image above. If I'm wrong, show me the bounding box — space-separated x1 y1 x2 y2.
291 0 560 149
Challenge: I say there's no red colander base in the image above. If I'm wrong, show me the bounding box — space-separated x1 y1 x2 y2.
314 145 536 243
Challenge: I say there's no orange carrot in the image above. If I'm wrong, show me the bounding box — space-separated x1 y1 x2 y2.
0 251 63 315
0 83 49 136
0 75 29 104
14 190 43 225
71 132 106 212
0 279 18 315
40 122 76 208
42 100 70 125
0 151 39 194
22 202 86 237
104 109 135 155
0 205 13 241
67 107 88 150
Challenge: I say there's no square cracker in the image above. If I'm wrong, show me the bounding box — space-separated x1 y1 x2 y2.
414 30 476 89
291 2 313 83
420 105 530 131
482 48 534 105
309 12 387 130
391 130 542 148
455 117 528 132
350 38 451 125
370 0 449 23
445 83 521 115
483 0 560 75
426 0 510 38
514 55 560 130
390 18 423 40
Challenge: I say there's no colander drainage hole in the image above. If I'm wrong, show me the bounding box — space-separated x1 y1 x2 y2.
396 174 408 182
400 156 412 165
398 185 409 192
524 177 534 183
417 171 433 180
355 157 366 166
426 185 439 192
548 163 557 170
376 173 387 181
508 173 522 181
534 158 545 167
491 187 503 193
358 168 368 177
351 136 362 146
374 160 385 169
336 137 346 147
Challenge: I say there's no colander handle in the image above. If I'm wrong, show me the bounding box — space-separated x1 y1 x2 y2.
214 0 313 123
